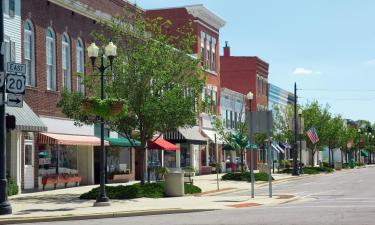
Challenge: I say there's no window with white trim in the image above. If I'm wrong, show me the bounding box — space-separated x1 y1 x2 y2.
62 33 71 92
200 31 205 66
9 0 15 18
211 37 216 71
46 28 56 91
76 38 85 94
206 34 211 69
24 21 36 87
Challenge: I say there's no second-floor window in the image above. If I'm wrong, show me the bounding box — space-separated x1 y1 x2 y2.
24 21 35 87
46 28 56 91
206 34 211 69
212 37 216 71
62 33 71 92
9 0 15 17
200 31 205 66
76 38 84 94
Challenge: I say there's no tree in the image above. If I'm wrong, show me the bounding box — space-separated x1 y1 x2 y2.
212 114 249 172
325 115 344 167
302 101 331 166
58 9 205 183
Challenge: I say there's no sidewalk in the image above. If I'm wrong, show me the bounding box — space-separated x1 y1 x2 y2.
0 172 300 224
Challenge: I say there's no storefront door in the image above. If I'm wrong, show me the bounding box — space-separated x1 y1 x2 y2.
24 140 34 189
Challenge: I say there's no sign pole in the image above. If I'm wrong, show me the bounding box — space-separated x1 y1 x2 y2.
267 111 272 198
0 1 12 215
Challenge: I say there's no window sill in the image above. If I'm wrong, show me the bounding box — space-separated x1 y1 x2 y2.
204 69 218 76
26 86 38 91
45 89 59 95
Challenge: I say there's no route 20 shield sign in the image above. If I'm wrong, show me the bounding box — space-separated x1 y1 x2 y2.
6 74 26 94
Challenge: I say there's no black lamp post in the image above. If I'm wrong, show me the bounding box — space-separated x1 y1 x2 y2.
292 83 299 176
298 108 303 174
87 42 117 206
246 91 254 198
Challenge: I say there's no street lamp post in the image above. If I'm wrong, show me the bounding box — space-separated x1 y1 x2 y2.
357 129 361 165
298 108 303 174
292 83 299 176
87 42 117 206
246 91 255 198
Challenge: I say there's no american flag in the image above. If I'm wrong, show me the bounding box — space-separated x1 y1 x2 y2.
307 127 319 144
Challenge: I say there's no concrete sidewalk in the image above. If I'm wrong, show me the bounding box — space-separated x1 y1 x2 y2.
0 172 300 224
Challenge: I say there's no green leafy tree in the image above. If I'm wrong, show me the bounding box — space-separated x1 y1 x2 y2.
326 115 344 167
302 101 331 166
58 9 205 183
212 114 249 172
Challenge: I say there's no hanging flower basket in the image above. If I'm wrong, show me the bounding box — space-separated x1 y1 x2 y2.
82 100 94 113
110 101 124 115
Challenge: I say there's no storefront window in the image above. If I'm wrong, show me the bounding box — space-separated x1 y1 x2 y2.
38 145 78 176
164 151 176 168
209 143 216 165
107 147 132 174
180 144 191 168
25 145 33 166
147 149 162 168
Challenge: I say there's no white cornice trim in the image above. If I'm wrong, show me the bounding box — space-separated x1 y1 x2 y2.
194 20 219 35
186 5 226 30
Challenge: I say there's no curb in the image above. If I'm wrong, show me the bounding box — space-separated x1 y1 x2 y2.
0 208 217 224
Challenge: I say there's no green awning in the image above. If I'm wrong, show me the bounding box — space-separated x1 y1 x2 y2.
5 101 47 132
106 137 141 147
361 150 369 157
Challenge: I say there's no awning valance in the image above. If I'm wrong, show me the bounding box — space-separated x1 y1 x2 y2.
148 138 179 151
39 132 109 146
164 126 207 145
5 101 47 132
201 129 224 144
271 144 285 153
106 137 141 147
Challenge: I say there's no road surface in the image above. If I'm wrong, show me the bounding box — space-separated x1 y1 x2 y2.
20 166 375 225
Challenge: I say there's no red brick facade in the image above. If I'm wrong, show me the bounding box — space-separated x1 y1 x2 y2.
220 45 269 111
22 0 135 117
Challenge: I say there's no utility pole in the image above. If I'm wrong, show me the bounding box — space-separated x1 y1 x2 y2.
292 83 299 176
0 1 12 215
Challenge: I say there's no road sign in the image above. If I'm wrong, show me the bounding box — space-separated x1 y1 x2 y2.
6 74 26 94
7 62 26 74
0 72 4 89
7 94 23 108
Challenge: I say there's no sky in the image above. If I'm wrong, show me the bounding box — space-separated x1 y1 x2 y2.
135 0 375 122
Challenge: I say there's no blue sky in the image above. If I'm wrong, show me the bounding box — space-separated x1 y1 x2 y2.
136 0 375 122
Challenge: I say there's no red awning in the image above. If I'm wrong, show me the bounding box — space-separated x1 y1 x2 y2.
38 132 109 146
148 138 179 151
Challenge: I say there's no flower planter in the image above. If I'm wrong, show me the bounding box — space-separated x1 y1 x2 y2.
42 174 82 190
110 102 124 115
82 101 93 113
110 174 131 182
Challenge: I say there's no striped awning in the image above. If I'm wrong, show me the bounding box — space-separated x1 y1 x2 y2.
5 101 47 132
164 126 207 145
38 132 109 146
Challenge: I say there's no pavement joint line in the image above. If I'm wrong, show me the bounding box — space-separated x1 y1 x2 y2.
0 208 218 225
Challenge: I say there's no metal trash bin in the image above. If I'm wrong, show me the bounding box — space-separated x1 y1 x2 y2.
165 169 184 197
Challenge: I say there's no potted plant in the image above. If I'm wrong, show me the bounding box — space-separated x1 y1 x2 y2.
107 99 125 115
183 166 196 177
82 98 95 113
155 166 169 181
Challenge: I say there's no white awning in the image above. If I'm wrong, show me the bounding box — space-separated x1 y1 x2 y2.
201 129 224 144
271 144 285 153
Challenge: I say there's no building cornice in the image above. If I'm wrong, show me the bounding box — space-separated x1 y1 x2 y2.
185 5 226 30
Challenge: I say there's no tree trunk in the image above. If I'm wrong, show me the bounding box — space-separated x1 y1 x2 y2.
240 149 244 172
328 148 331 167
310 149 314 166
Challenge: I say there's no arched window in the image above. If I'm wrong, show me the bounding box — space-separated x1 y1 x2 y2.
46 28 56 90
24 20 35 86
62 33 71 92
76 38 84 93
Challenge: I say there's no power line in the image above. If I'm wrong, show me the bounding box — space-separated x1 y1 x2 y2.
300 88 375 92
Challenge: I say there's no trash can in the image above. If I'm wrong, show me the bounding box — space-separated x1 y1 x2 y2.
164 169 184 197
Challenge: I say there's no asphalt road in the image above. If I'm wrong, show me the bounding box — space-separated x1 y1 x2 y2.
20 166 375 225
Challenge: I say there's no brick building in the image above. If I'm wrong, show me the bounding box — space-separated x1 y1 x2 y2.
220 42 270 166
16 0 139 192
146 5 226 173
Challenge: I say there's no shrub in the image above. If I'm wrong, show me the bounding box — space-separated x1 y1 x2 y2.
302 167 320 175
280 160 291 169
79 182 201 200
7 177 18 196
342 163 350 169
184 183 202 194
222 172 273 182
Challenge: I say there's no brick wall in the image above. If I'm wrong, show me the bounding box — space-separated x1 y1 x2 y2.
220 48 269 111
22 0 133 117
